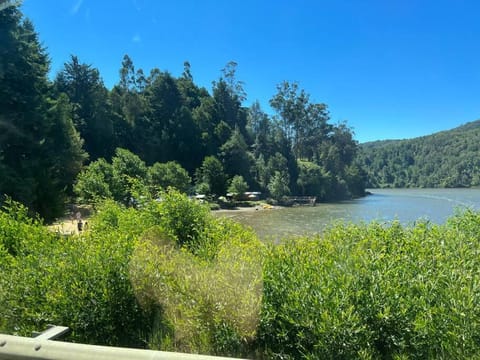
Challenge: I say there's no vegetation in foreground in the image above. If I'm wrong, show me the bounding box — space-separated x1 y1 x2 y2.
2 190 480 359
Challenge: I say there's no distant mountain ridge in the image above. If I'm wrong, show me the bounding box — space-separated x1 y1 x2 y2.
357 120 480 188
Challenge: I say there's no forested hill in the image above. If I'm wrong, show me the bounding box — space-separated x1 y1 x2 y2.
357 120 480 188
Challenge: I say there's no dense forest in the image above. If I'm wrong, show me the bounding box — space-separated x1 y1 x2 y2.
357 120 480 188
0 6 365 221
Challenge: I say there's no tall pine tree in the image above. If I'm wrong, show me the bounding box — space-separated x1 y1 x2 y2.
54 55 114 161
0 6 86 220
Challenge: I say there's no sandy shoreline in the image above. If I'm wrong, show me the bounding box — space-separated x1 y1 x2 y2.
48 203 279 234
48 220 80 235
48 218 91 235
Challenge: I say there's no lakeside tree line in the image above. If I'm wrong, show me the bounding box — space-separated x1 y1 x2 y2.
357 120 480 188
0 6 365 221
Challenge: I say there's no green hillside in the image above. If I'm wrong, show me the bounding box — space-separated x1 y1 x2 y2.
357 120 480 188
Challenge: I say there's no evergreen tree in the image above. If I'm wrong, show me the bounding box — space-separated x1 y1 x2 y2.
192 96 220 157
0 7 86 220
54 55 114 160
220 127 253 184
110 55 148 153
141 71 201 170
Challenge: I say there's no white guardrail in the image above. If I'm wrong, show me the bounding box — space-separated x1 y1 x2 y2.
0 326 244 360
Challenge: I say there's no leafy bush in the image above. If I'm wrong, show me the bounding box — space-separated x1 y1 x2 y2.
209 202 221 210
228 175 248 199
128 190 265 356
74 149 148 205
0 200 152 346
259 211 480 359
195 156 227 197
151 189 212 253
147 161 191 193
74 158 114 204
297 160 328 198
0 190 264 356
268 171 290 201
0 199 49 257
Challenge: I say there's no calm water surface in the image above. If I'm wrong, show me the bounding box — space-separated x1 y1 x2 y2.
216 188 480 240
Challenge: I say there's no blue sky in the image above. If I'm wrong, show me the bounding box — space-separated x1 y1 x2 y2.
20 0 480 143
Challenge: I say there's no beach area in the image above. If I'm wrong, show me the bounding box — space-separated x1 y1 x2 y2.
48 203 278 235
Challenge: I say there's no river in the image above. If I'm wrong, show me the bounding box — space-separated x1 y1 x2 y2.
215 188 480 241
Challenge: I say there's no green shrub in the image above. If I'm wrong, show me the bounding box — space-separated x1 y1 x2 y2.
147 161 191 193
0 200 153 347
152 189 211 253
0 199 50 257
228 175 248 199
259 212 480 359
209 202 221 211
0 191 264 356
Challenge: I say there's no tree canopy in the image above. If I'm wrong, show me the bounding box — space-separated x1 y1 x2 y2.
0 5 365 220
0 7 86 221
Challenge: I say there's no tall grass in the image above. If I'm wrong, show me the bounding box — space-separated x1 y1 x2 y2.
130 222 263 356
